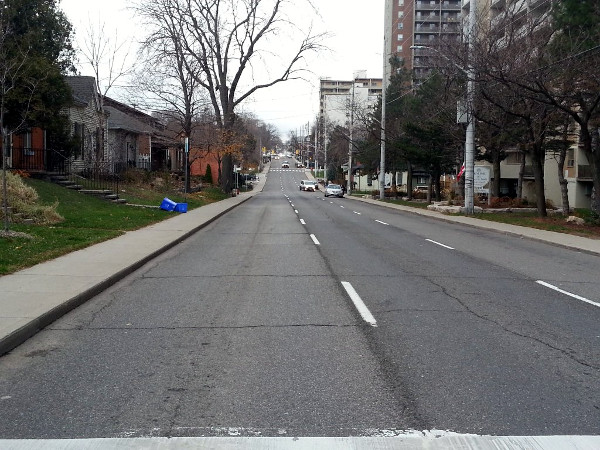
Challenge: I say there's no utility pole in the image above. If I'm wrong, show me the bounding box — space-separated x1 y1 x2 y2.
464 0 477 215
380 3 389 200
348 80 355 196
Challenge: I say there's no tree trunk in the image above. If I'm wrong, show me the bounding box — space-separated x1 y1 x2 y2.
590 127 600 214
426 173 432 204
531 144 547 217
517 152 525 199
557 122 570 215
406 161 413 200
492 151 501 198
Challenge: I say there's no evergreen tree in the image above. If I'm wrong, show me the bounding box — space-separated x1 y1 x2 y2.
1 0 75 134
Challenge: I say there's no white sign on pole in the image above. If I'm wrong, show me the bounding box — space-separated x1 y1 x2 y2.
474 166 490 194
184 137 189 153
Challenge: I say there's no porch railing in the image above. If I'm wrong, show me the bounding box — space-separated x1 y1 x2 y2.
9 147 123 198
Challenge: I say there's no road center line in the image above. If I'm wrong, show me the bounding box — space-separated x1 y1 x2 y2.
310 234 320 245
425 239 454 250
375 220 389 225
536 281 600 308
341 282 377 327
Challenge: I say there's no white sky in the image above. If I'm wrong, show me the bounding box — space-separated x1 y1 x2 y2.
59 0 384 140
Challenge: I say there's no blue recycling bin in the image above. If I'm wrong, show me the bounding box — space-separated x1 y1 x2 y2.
160 197 176 211
174 203 188 213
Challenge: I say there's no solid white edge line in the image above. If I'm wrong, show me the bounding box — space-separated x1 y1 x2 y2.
310 234 320 245
341 281 377 327
425 239 455 250
536 280 600 308
375 220 389 225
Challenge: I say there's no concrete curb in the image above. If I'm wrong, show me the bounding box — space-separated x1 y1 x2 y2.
0 170 267 357
344 194 600 256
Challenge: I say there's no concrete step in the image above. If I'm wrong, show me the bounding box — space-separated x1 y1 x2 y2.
80 189 113 196
65 185 83 190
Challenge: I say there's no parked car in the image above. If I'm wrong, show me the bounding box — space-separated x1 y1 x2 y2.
324 183 344 198
282 161 290 168
299 180 317 192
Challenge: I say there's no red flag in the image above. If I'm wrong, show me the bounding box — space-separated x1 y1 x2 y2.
457 162 465 181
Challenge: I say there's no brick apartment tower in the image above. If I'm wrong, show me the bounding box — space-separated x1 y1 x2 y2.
384 0 463 84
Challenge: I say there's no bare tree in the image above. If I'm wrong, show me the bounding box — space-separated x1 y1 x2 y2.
133 0 211 191
136 0 326 192
0 20 40 233
80 18 134 162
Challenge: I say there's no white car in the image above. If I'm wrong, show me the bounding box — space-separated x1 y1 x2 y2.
324 184 344 197
281 161 290 168
299 180 317 192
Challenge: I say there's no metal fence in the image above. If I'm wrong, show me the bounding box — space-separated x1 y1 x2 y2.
9 148 122 198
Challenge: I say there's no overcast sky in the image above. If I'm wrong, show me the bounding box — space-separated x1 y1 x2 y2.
60 0 384 140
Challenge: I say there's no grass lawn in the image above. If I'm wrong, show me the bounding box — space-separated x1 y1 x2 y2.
0 178 228 275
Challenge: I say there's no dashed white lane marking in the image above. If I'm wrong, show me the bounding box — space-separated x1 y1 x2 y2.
300 219 306 225
425 239 454 250
310 234 320 245
536 281 600 308
375 220 389 226
294 210 299 214
341 282 377 327
340 205 345 208
353 211 361 215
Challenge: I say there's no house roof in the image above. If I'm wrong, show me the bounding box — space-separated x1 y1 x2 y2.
64 76 98 107
105 106 154 134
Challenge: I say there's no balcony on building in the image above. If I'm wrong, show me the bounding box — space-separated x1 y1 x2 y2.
577 165 593 181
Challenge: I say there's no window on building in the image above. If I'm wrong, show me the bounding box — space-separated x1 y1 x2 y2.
397 34 403 40
567 149 575 168
506 151 524 165
398 0 404 5
398 11 404 19
24 130 34 156
398 22 404 29
397 45 403 52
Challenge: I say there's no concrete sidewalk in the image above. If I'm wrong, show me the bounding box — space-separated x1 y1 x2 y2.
1 169 599 356
0 172 267 356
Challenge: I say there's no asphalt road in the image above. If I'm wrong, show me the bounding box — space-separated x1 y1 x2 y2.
0 162 598 440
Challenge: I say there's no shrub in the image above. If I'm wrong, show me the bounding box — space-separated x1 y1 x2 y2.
204 164 213 184
0 172 63 224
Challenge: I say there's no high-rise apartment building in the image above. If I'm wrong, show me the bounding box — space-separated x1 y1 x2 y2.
384 0 463 83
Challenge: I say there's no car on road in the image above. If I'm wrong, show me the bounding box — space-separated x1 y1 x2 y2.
299 180 317 192
281 161 290 168
324 184 344 198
